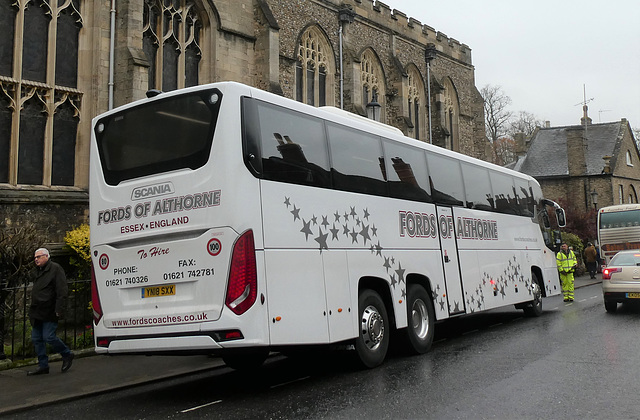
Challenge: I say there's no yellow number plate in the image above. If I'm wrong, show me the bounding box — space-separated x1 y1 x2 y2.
142 284 176 298
626 292 640 298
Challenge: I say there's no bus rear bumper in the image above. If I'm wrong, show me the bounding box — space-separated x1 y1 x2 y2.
96 334 223 354
95 329 268 355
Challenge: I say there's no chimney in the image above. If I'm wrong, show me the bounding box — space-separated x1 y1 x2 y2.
603 156 612 174
514 132 526 157
581 104 592 126
545 121 551 128
566 127 587 176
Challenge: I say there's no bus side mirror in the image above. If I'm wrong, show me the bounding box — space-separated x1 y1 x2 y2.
556 208 566 228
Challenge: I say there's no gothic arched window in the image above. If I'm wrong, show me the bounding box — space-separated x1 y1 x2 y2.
360 49 384 122
442 77 460 151
407 66 425 140
296 26 334 107
629 185 638 203
0 0 82 186
144 0 203 92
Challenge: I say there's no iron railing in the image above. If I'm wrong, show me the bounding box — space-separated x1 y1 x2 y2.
1 279 93 361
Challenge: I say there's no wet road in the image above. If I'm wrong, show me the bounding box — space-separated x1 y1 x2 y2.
12 283 640 419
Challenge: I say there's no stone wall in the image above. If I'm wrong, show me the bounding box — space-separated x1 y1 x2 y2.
0 189 89 245
2 0 489 248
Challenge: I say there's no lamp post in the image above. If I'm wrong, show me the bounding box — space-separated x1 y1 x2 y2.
590 189 598 210
425 43 437 144
366 99 381 121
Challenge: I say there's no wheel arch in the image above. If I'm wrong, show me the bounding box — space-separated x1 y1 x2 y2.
359 276 396 330
406 273 434 301
531 266 546 297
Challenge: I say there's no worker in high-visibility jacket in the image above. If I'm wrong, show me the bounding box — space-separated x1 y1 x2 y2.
557 243 578 302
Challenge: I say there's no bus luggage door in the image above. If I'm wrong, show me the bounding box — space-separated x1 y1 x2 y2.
436 206 465 315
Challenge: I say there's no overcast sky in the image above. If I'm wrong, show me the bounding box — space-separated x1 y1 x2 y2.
386 0 640 129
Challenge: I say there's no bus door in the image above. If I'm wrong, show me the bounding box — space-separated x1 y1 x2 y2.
436 206 465 315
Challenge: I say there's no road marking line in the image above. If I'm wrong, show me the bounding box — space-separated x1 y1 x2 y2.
180 400 222 413
271 376 310 389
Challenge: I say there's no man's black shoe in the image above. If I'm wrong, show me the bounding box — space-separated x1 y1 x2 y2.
27 367 50 376
61 353 74 372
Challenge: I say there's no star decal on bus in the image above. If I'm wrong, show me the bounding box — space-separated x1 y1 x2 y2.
283 196 406 297
468 255 531 312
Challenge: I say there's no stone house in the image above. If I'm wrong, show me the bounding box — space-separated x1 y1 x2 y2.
514 110 640 212
1 0 488 248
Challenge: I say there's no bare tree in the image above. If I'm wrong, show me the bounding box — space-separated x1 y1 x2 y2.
508 111 543 138
493 137 517 166
481 84 512 143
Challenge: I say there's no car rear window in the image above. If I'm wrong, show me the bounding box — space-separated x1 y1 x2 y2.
610 253 640 266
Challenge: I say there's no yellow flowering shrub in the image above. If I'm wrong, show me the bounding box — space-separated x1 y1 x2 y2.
64 224 91 277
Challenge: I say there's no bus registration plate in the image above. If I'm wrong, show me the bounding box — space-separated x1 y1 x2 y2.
142 285 176 298
626 292 640 299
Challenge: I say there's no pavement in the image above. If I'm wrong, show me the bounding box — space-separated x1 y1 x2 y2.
0 274 602 416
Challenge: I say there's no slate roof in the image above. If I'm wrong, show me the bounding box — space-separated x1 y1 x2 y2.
516 121 624 178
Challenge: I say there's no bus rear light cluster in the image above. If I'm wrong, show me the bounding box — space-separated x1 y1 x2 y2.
212 329 245 342
602 267 621 280
96 338 111 347
91 264 103 324
225 230 257 315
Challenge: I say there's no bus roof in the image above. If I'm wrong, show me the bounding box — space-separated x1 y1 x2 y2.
95 81 539 187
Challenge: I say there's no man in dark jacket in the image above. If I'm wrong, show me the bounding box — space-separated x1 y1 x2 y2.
584 242 598 279
27 248 74 376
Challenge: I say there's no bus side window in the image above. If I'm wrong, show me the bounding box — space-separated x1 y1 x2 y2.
489 171 519 215
514 178 534 216
425 153 464 206
461 162 492 211
327 123 388 197
246 99 331 187
382 140 432 203
242 97 263 175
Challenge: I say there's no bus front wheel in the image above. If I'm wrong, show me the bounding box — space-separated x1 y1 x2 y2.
404 284 435 354
522 274 543 317
355 289 389 368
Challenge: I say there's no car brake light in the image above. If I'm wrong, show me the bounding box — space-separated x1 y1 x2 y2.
225 230 257 315
91 264 103 324
602 267 622 280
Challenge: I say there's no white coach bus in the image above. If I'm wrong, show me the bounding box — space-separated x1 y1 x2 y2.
90 82 566 368
597 204 640 264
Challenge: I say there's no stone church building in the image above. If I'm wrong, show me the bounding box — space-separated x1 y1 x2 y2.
0 0 488 246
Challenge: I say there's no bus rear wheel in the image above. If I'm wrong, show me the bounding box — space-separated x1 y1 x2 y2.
355 289 389 368
404 284 435 354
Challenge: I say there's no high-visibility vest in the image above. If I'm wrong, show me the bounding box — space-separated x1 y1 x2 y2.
557 250 577 273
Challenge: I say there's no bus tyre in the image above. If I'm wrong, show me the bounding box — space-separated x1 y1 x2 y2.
523 274 543 317
604 300 617 313
355 289 389 368
222 350 269 371
404 284 435 354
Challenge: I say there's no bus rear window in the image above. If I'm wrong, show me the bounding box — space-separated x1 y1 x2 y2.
94 89 222 185
600 210 640 229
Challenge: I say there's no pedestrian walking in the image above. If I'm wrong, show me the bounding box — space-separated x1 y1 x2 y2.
557 243 577 302
584 242 598 279
27 248 74 376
